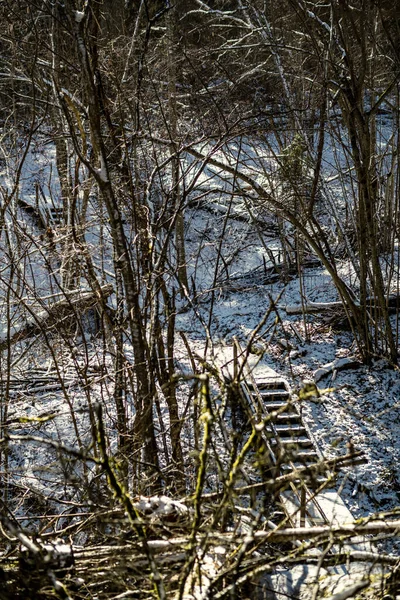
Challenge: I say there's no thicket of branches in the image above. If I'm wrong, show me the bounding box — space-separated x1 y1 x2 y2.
1 1 400 598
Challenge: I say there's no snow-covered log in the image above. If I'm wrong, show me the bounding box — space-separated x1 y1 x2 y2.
286 295 400 316
285 300 344 315
0 284 113 350
314 357 362 382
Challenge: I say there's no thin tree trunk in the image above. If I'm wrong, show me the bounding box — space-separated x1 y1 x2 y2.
71 4 160 487
167 2 188 293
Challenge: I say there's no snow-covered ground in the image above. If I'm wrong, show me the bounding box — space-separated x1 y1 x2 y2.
1 126 400 550
178 194 400 533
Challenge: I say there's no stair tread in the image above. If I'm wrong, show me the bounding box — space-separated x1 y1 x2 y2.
252 379 288 390
280 463 326 472
281 461 323 472
49 207 63 223
261 396 291 403
279 451 319 461
274 413 302 420
269 413 299 420
271 437 313 445
295 450 319 458
275 425 307 433
262 401 296 410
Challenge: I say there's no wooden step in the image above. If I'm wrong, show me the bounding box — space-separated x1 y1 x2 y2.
273 412 302 424
256 379 288 391
280 460 323 473
275 424 307 436
277 450 319 464
261 394 291 404
261 400 296 412
294 449 319 460
271 437 313 448
259 389 290 399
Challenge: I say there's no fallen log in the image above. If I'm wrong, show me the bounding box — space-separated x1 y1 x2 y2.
285 295 400 316
141 517 400 547
313 357 362 382
285 301 344 315
0 284 113 351
220 257 322 291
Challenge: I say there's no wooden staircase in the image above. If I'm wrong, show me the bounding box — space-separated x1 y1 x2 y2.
242 377 330 495
237 368 367 532
213 339 384 597
239 373 381 598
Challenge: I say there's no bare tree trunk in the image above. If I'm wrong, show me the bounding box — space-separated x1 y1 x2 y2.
335 0 397 363
167 2 188 294
50 6 79 291
158 283 185 493
114 256 128 483
70 3 160 487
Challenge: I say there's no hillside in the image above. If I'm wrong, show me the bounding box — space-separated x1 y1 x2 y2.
1 1 400 598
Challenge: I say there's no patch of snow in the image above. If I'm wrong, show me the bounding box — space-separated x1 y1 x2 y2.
74 11 85 23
